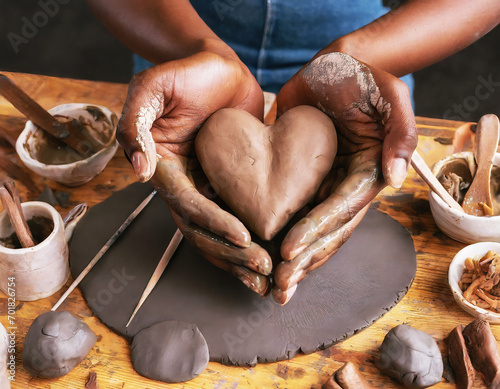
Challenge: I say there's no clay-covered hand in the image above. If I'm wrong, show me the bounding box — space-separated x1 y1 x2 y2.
117 51 272 295
273 52 417 303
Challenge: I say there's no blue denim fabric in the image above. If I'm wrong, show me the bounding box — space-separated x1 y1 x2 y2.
133 0 414 105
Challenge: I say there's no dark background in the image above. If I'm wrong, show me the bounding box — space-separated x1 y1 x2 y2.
1 1 499 121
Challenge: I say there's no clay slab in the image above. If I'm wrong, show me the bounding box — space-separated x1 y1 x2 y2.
69 183 416 366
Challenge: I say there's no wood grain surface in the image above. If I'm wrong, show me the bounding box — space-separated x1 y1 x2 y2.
0 72 495 388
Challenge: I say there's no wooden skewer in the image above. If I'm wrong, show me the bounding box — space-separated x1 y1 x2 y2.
126 228 183 327
0 74 94 157
410 151 463 212
51 190 157 311
0 180 35 247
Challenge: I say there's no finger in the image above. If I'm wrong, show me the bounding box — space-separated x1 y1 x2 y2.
281 147 385 261
171 209 272 275
153 158 252 247
203 254 270 296
117 70 167 182
375 75 418 189
273 205 369 304
272 284 298 306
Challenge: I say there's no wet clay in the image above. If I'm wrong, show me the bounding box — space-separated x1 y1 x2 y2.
448 325 474 389
462 318 500 387
131 320 209 383
0 216 53 249
23 311 96 378
69 183 416 366
377 324 443 388
195 105 337 240
27 105 117 165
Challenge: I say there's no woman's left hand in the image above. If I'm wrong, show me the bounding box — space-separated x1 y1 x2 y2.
273 52 418 304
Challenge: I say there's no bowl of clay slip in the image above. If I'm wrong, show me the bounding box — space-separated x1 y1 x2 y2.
16 103 119 186
449 242 500 323
0 201 70 301
428 152 500 244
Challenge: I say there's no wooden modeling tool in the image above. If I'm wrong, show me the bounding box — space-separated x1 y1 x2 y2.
411 151 463 212
51 190 157 311
126 228 183 327
0 74 94 157
462 114 500 216
0 180 34 247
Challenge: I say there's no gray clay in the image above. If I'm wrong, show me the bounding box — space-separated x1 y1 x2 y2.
377 324 443 388
23 311 97 378
131 320 209 383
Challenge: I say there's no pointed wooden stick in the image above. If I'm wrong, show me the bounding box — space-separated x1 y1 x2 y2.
0 180 35 247
51 190 157 311
126 228 183 327
411 151 463 212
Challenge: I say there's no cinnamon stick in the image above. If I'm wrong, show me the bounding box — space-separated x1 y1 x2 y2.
0 180 34 248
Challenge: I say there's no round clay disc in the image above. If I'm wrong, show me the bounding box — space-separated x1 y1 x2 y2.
69 183 416 366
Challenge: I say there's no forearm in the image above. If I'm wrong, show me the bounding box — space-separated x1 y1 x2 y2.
321 0 500 77
86 0 236 63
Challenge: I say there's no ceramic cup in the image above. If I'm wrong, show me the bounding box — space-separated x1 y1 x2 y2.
0 201 69 301
15 103 118 186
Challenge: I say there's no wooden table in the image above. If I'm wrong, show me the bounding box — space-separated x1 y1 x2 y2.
0 72 493 388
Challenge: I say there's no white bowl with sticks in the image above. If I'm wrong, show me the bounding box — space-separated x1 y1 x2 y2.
449 241 500 323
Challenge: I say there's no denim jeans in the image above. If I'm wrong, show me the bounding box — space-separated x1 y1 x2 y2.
134 0 414 106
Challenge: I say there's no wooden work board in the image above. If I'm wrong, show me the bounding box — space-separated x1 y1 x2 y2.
0 72 493 388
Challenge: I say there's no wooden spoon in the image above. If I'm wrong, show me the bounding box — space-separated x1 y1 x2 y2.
462 114 500 216
0 74 95 157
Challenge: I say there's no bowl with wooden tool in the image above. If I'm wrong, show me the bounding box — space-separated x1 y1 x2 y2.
428 114 500 244
0 74 118 186
449 241 500 323
15 102 119 186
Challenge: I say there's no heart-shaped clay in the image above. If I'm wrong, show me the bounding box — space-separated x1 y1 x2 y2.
195 105 337 240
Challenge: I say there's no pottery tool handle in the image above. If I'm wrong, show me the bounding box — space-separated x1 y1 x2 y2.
51 190 157 311
0 180 34 248
126 228 183 327
0 74 92 157
410 151 463 212
475 114 500 170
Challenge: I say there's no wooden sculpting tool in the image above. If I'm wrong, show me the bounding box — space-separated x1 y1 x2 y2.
51 190 157 311
462 114 499 216
410 151 463 212
0 74 94 157
126 228 183 327
0 180 35 247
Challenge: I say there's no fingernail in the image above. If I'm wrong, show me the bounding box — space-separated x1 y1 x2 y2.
388 158 408 189
132 152 150 182
279 284 298 305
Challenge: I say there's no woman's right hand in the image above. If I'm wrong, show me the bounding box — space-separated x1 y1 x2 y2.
117 51 272 295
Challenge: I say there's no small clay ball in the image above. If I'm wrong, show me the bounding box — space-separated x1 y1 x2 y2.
131 320 209 383
376 324 443 388
23 311 97 378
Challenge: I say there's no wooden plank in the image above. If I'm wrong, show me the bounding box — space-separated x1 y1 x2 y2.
0 72 494 388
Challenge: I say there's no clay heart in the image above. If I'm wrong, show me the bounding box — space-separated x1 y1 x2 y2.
195 105 337 241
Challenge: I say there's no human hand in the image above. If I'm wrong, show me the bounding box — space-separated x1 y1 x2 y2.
117 51 272 295
273 52 418 303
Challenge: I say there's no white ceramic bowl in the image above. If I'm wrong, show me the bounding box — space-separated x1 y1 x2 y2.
16 103 118 186
449 241 500 323
429 152 500 244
